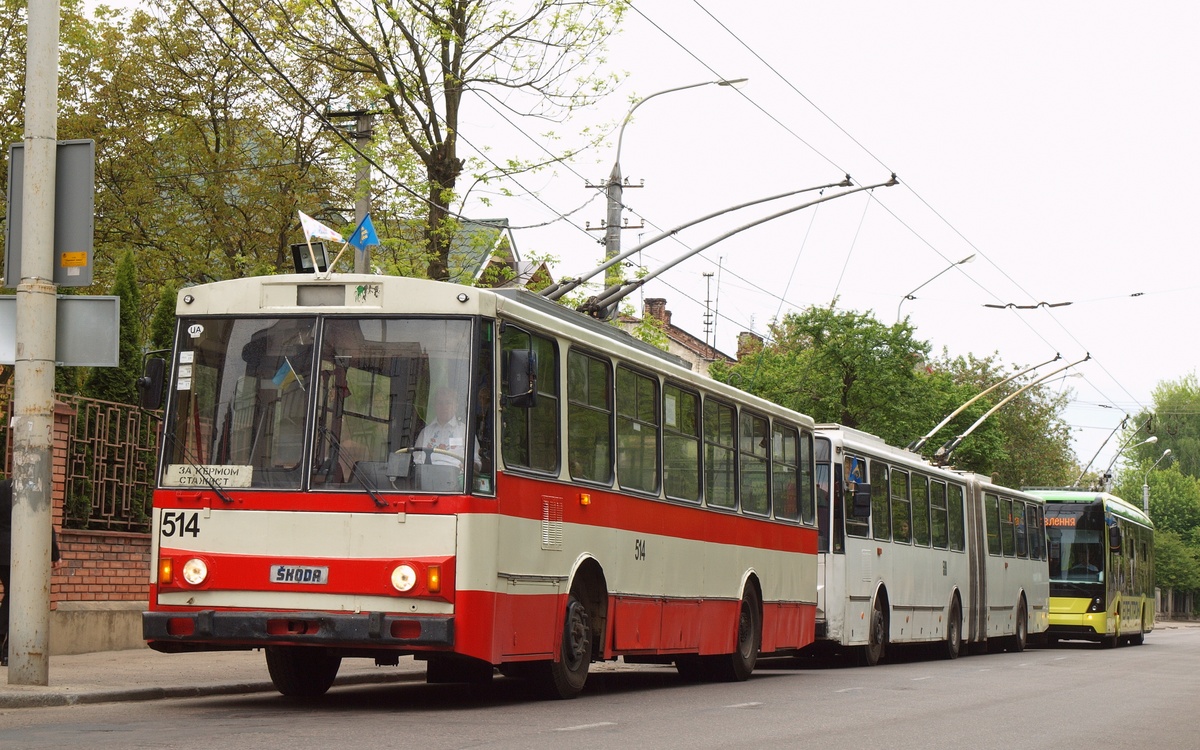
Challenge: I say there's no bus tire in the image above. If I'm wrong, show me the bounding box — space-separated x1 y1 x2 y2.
1007 599 1028 653
539 594 591 699
860 596 888 667
1130 608 1147 646
714 585 762 682
265 646 341 697
941 598 962 660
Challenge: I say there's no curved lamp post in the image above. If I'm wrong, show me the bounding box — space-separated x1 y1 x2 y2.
1143 448 1173 514
602 78 747 286
1100 435 1157 490
896 253 975 323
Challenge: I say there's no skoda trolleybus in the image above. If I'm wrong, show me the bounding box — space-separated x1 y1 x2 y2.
1027 488 1154 647
811 425 1049 664
139 273 820 698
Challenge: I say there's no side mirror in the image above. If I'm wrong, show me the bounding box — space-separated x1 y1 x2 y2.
137 357 166 410
505 349 538 407
1108 524 1122 552
852 483 872 518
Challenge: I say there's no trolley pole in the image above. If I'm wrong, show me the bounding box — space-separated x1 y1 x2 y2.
9 0 61 685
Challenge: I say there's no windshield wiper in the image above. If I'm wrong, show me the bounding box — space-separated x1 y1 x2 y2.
162 431 235 505
318 426 388 508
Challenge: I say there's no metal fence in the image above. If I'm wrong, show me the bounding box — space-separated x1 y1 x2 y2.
0 385 159 533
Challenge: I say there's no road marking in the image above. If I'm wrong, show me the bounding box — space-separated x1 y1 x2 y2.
836 687 863 693
556 723 617 732
912 676 933 681
725 702 764 709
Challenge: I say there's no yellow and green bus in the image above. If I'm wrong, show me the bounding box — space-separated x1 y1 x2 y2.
1027 488 1154 647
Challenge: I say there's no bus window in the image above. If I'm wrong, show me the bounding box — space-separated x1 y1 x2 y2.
501 325 559 473
704 399 737 510
872 462 891 541
567 350 613 485
772 423 800 522
616 366 660 494
911 474 931 547
984 493 1001 555
948 484 965 551
930 480 949 549
1014 501 1028 558
1000 497 1016 556
815 437 833 550
891 469 911 544
663 383 701 503
800 430 816 525
740 411 770 516
843 454 869 538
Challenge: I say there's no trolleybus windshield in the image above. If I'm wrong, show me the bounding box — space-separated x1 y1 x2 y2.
161 315 484 494
1046 502 1105 584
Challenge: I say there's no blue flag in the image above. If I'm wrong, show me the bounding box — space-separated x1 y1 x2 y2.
349 213 380 253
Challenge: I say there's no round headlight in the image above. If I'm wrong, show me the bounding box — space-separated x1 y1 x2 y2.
391 564 418 592
182 558 208 585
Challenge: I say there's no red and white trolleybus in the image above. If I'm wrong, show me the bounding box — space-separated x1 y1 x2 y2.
140 273 819 698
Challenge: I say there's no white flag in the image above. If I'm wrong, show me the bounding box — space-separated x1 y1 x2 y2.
298 211 344 242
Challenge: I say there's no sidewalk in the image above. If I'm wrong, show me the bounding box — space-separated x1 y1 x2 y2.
0 647 426 709
3 620 1198 709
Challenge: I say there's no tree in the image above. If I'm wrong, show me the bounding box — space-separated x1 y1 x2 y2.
84 250 141 404
709 305 1075 487
266 0 628 280
1128 372 1200 479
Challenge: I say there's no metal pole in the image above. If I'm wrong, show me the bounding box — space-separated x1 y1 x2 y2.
603 161 623 288
9 0 60 686
352 112 373 273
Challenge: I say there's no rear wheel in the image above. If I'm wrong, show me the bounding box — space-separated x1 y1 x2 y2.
712 586 762 682
941 598 962 660
1129 608 1147 646
1007 599 1028 653
537 594 592 699
265 646 342 697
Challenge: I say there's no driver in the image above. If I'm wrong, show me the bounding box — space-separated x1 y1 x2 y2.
416 387 470 467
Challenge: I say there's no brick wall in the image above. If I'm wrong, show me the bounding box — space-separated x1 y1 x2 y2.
51 530 150 608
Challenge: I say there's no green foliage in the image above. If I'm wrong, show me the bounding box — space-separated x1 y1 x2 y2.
1151 530 1200 591
709 306 1075 487
1128 372 1200 480
149 284 179 352
84 250 141 404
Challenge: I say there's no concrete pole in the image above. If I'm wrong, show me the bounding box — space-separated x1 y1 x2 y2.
603 162 623 289
352 112 373 274
8 0 61 686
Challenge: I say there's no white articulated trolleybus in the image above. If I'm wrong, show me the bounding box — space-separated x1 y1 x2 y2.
811 425 1049 664
139 273 821 698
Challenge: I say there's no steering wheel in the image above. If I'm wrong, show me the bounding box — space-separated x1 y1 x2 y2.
393 447 464 467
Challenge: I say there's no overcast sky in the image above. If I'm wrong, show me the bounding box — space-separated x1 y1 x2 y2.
456 0 1199 478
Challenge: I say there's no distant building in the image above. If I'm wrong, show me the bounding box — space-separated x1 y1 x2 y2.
618 298 734 377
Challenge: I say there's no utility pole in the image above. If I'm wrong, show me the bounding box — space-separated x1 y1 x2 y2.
586 170 642 289
10 0 60 685
327 110 374 272
352 112 373 273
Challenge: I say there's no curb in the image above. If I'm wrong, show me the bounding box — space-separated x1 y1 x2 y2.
0 669 423 709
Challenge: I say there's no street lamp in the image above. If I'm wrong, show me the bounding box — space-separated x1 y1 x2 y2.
896 254 976 322
1100 435 1157 490
602 78 747 286
1143 448 1173 514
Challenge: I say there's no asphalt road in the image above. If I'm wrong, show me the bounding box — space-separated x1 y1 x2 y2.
3 629 1198 749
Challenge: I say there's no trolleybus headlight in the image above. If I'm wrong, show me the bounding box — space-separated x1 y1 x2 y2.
1088 597 1104 613
391 564 418 592
181 558 209 586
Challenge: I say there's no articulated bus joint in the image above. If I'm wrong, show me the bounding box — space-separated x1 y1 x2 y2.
143 610 454 648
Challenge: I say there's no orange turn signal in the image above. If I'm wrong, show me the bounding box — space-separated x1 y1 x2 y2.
158 557 174 585
427 565 442 594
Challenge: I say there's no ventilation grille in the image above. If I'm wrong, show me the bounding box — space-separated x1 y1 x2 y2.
541 498 564 550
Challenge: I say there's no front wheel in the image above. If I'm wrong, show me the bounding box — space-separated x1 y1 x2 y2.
714 586 762 682
860 597 887 666
265 646 341 697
